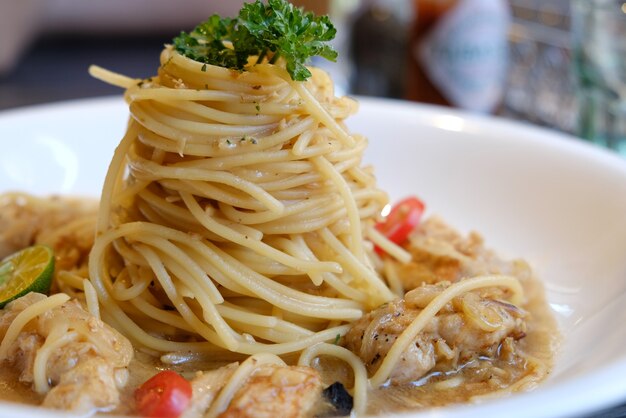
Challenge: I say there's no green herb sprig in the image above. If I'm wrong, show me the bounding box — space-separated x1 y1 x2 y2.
172 0 337 81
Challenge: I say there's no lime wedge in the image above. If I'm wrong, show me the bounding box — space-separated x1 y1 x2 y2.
0 245 55 308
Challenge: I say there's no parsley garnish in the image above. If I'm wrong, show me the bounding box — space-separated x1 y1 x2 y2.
172 0 337 81
333 334 341 345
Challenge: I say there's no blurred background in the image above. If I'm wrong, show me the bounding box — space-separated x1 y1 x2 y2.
0 0 620 154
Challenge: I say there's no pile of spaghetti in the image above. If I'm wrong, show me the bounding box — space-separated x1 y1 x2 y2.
0 2 556 416
88 44 399 355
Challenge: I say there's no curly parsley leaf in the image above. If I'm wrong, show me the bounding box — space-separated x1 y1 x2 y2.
172 15 239 69
172 0 337 81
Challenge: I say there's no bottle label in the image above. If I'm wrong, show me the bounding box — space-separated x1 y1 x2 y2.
417 0 510 112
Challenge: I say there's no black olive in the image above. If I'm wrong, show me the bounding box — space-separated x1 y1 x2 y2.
321 381 353 416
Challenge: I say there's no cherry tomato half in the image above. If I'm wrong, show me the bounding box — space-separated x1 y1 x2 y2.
135 370 192 418
375 196 425 253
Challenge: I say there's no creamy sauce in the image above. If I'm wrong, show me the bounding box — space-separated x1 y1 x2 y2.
0 368 41 407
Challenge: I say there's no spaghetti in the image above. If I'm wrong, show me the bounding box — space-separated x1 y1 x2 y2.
88 47 395 358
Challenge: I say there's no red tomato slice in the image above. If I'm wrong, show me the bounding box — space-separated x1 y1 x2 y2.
375 196 425 253
135 370 192 418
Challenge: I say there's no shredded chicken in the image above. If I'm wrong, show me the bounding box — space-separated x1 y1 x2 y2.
344 283 526 385
0 293 133 414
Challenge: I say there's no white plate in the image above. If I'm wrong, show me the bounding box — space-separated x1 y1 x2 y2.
2 97 626 418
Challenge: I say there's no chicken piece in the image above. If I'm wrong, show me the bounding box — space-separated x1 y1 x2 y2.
344 283 526 385
182 363 238 418
37 299 133 379
397 246 462 287
0 293 46 334
40 221 96 276
219 364 323 418
42 357 125 412
0 292 133 414
396 217 532 290
10 333 44 384
344 298 433 384
0 294 47 383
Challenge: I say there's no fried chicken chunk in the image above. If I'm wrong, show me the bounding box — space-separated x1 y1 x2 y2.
0 293 133 414
183 362 323 418
344 283 526 384
396 217 532 290
220 364 322 418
